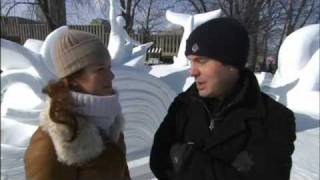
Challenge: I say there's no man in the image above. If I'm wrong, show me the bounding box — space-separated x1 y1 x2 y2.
149 17 296 180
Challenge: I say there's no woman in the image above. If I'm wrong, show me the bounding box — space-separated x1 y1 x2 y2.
24 30 130 180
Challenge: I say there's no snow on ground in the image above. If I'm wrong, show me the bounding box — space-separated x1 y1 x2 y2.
291 128 319 180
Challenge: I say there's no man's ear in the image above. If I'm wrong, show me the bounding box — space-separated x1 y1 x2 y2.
229 66 236 72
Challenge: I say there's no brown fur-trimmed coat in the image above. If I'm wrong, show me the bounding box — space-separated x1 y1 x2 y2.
24 101 130 180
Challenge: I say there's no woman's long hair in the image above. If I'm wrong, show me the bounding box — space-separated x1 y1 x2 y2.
42 72 83 142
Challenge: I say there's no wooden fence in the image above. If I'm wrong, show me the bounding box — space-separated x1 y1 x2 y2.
1 22 182 57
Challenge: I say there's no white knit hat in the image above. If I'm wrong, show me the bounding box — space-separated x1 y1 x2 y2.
55 30 110 78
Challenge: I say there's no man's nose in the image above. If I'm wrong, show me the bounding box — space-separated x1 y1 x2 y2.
189 64 200 77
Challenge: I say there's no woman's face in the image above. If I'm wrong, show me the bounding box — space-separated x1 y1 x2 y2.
71 59 115 96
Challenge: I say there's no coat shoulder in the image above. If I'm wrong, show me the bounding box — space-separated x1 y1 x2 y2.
261 92 294 118
25 128 56 162
24 128 76 180
260 93 296 142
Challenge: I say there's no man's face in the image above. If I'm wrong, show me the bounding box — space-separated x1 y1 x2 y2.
188 55 240 98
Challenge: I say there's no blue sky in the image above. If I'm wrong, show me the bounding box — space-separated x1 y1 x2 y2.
2 0 192 32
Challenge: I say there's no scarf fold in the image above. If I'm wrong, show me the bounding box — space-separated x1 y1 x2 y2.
70 90 122 136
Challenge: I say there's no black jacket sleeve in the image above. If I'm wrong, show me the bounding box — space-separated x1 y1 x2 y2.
150 99 183 180
242 110 296 180
202 102 296 180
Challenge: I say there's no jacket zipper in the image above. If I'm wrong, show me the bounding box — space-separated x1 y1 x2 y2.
194 97 235 131
190 97 216 131
190 92 238 131
203 104 215 131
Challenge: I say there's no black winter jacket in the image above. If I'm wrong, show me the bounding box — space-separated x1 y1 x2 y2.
150 69 296 180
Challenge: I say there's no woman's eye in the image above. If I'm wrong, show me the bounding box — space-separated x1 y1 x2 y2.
97 67 105 72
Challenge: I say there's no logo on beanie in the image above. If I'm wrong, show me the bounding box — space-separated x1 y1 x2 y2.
192 43 199 53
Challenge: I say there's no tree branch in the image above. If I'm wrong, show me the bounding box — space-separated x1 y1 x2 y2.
299 0 316 27
292 0 307 28
277 0 288 14
5 2 39 16
187 0 201 13
217 0 230 16
199 0 208 12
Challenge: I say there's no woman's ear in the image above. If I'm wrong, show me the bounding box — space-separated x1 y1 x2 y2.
68 77 86 93
69 80 79 88
42 80 57 98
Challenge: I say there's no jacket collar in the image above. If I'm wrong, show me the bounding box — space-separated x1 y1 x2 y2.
39 99 125 165
182 69 266 149
184 68 265 118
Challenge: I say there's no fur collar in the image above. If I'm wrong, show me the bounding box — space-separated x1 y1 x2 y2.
39 100 125 165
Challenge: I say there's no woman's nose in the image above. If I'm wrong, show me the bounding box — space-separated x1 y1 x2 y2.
109 70 115 80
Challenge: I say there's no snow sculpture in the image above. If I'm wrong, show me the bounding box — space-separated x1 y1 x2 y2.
257 24 319 180
107 0 153 66
166 9 221 67
272 24 319 91
1 26 67 103
262 24 320 117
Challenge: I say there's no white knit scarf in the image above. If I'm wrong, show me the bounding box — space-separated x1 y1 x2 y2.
70 90 122 137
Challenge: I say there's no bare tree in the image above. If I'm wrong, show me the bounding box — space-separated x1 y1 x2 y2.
119 0 143 33
185 0 209 12
216 0 268 70
4 1 39 17
257 0 281 65
3 0 66 31
174 0 218 13
78 0 143 33
38 0 66 30
1 0 12 11
135 0 166 37
276 0 318 52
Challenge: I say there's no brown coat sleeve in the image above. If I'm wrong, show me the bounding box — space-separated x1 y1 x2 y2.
118 132 131 180
24 128 76 180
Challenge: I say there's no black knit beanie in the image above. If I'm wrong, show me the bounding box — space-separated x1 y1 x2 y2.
185 17 249 69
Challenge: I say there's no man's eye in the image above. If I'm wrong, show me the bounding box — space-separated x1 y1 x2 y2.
199 59 208 64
